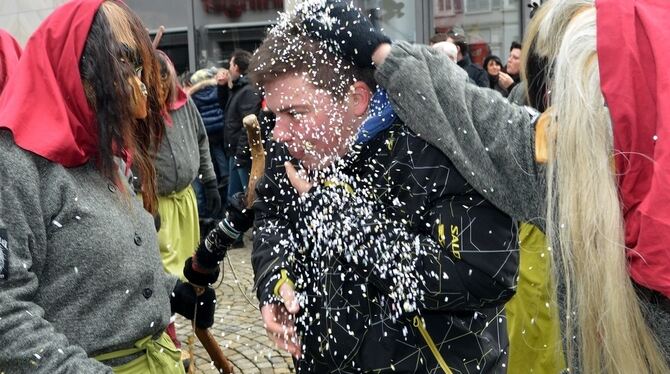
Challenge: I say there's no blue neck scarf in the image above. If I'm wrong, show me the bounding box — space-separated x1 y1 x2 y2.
355 88 397 144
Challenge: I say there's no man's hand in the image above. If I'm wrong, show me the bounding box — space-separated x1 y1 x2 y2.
498 71 515 89
372 43 392 67
284 162 313 196
261 283 302 358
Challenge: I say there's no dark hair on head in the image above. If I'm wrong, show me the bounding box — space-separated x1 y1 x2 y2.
155 49 178 107
447 31 468 56
483 55 503 70
429 33 449 45
231 49 253 75
79 1 164 214
248 21 376 100
510 41 522 51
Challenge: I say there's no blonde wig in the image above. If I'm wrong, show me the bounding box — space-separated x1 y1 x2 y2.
523 0 669 372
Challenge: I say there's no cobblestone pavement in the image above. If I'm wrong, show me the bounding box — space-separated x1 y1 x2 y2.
175 239 295 374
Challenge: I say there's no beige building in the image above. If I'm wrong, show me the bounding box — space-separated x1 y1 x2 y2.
3 0 530 72
1 0 69 45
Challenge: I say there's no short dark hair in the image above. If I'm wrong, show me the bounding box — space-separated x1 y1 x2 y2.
231 49 252 75
483 55 503 70
248 21 376 99
447 31 468 56
429 33 449 45
510 41 522 51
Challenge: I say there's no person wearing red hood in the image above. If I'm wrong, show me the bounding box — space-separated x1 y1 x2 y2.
352 0 669 372
0 29 21 93
0 1 216 373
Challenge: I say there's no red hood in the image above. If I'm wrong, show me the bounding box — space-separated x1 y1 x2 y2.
597 0 670 297
0 0 105 167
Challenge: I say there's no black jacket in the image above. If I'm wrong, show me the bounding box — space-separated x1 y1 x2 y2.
252 123 519 373
458 55 489 88
218 76 262 160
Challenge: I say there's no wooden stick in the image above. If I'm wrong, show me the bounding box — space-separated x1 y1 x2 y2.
191 285 235 373
152 25 165 49
243 114 266 208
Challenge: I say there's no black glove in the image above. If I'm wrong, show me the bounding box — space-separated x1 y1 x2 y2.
225 192 254 233
204 179 222 216
185 191 254 286
301 0 391 67
170 280 216 329
183 256 220 287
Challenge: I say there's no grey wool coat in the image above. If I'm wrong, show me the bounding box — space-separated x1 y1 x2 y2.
0 130 178 373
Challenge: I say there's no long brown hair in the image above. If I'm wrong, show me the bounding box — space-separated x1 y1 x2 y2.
80 1 163 214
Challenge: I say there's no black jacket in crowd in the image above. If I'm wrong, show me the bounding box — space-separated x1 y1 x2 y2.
458 55 489 88
218 76 262 165
252 123 519 373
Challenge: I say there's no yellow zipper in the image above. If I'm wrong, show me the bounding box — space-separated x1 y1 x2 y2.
413 315 454 374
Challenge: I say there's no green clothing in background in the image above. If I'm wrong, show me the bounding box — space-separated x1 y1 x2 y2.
507 224 566 373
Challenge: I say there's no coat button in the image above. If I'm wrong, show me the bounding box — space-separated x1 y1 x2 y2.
108 183 117 193
134 233 143 246
142 288 153 299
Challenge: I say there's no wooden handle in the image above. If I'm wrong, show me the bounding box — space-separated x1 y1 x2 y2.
152 25 165 49
243 114 266 208
195 327 235 374
191 285 234 373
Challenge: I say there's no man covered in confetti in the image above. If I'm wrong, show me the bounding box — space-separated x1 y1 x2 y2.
248 1 519 372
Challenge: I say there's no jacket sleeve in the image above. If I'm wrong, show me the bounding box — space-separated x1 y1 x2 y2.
300 181 518 313
475 66 490 88
188 99 217 184
217 84 230 111
234 89 262 165
376 41 544 222
251 145 298 305
0 176 112 372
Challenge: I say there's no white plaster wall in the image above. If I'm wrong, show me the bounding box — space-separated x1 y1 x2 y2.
0 0 69 46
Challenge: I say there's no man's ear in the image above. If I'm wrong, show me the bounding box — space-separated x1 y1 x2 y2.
348 81 372 117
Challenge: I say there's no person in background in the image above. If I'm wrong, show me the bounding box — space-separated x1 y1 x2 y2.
0 29 21 93
189 67 228 220
483 55 511 96
503 41 522 91
151 51 220 279
446 30 489 88
431 40 458 63
428 32 449 46
0 1 216 372
218 49 261 246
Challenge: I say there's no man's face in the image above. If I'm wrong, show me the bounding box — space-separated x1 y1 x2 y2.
265 74 364 171
229 57 240 81
507 48 521 75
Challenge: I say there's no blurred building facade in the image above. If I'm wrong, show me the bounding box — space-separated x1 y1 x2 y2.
3 0 532 74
